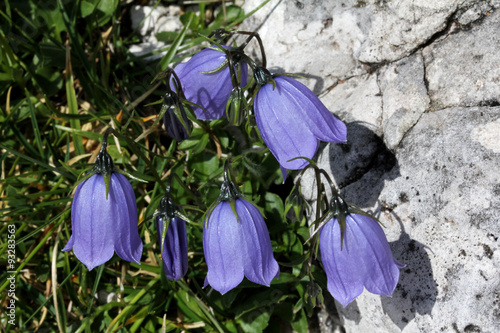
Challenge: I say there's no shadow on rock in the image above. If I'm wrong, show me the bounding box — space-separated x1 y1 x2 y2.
317 121 402 327
327 121 400 207
381 212 438 330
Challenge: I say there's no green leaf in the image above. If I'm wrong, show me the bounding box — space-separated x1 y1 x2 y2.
215 5 245 23
237 308 271 333
64 44 85 156
34 67 63 96
156 31 179 43
95 0 118 26
159 12 193 70
234 289 287 319
80 1 96 18
173 289 206 322
264 192 284 224
180 11 199 30
188 151 220 180
291 309 308 333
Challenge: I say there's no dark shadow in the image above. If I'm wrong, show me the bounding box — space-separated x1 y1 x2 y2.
327 121 399 207
317 121 400 327
323 120 437 329
381 212 438 330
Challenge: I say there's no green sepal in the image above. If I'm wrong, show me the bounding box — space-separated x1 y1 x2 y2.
286 155 318 167
174 211 202 226
228 199 239 223
160 216 171 256
103 173 111 200
200 57 229 74
203 200 219 228
226 87 247 126
270 78 276 90
75 167 95 186
114 167 153 183
348 205 385 227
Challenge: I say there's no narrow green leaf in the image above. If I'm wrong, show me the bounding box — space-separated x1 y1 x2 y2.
0 143 75 180
65 43 85 156
159 13 193 70
26 91 45 159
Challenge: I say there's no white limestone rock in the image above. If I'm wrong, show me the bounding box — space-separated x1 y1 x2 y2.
378 53 430 150
241 0 368 93
129 5 182 58
337 107 500 333
423 9 500 109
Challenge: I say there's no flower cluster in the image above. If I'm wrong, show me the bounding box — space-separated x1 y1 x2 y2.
64 29 402 308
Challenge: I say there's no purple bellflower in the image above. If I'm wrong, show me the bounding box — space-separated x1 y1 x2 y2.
203 164 279 294
155 187 188 280
319 195 404 307
173 46 248 120
162 91 192 142
63 133 143 271
253 68 347 178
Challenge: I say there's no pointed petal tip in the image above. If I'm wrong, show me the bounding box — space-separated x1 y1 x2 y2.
280 166 287 183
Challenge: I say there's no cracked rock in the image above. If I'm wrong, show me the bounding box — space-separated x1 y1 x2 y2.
424 9 500 109
378 52 430 150
338 107 500 333
241 0 368 93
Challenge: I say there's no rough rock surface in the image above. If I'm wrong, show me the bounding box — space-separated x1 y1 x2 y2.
129 5 182 58
241 1 500 332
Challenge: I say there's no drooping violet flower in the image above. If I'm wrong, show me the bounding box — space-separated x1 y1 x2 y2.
156 216 188 280
162 91 192 142
173 46 248 120
154 186 188 280
203 163 279 294
63 133 143 270
253 68 347 178
319 211 404 307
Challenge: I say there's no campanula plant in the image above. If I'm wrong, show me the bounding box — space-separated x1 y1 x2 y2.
253 67 347 178
203 161 279 294
160 70 193 142
63 131 143 271
173 45 248 120
319 191 404 307
154 185 188 281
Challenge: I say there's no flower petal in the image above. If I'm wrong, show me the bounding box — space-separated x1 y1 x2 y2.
63 180 85 252
275 76 347 143
319 218 364 307
203 202 244 294
348 214 402 296
255 82 318 170
158 217 188 280
72 175 114 271
112 173 143 264
174 47 248 120
236 199 279 286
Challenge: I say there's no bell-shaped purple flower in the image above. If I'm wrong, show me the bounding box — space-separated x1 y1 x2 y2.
156 216 188 280
162 92 192 142
319 213 404 307
63 173 143 271
173 46 248 120
254 69 347 175
203 198 280 294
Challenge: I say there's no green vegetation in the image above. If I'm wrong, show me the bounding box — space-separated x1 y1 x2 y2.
0 0 326 332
